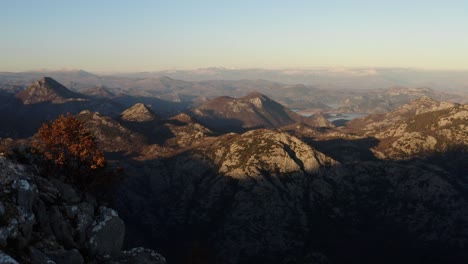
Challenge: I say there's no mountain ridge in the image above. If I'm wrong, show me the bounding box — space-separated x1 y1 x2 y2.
15 77 84 104
189 92 334 132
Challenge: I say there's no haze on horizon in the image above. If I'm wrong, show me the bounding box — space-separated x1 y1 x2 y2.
2 1 468 72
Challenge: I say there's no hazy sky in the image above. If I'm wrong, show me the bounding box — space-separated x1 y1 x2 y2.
2 0 468 71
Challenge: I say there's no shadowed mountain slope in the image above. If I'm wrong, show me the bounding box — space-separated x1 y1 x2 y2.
189 92 334 132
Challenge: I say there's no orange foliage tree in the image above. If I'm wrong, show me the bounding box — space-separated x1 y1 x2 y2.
33 114 106 187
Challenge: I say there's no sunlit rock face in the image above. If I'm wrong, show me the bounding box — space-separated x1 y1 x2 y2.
121 103 158 122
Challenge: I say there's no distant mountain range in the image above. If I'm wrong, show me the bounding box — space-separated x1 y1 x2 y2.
110 67 468 92
1 70 466 116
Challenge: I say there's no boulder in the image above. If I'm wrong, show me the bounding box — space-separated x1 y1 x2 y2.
88 207 125 258
49 206 76 248
0 251 19 264
13 179 37 211
50 179 81 203
0 156 165 263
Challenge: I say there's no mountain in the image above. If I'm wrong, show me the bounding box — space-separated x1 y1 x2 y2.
112 93 189 118
346 97 467 159
189 92 333 132
2 73 468 264
333 87 464 114
3 70 467 116
77 110 147 153
0 78 124 138
198 129 337 177
121 103 158 122
122 67 468 92
115 125 468 264
15 77 84 104
157 113 214 149
116 129 340 263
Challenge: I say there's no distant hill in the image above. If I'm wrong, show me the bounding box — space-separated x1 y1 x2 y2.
121 103 158 122
346 97 467 159
189 92 334 132
15 77 84 104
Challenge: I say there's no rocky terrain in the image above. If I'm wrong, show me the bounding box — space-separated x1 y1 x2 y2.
115 128 468 264
15 77 84 105
0 76 467 264
120 103 158 123
189 92 334 132
0 156 166 264
346 97 467 159
76 110 147 154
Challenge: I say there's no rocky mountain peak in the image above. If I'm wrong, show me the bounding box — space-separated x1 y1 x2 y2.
242 92 271 108
393 96 455 116
309 112 335 128
201 129 338 178
190 92 335 132
121 103 158 122
169 113 196 124
15 77 82 104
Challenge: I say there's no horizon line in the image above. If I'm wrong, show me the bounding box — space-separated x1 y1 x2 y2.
3 66 468 74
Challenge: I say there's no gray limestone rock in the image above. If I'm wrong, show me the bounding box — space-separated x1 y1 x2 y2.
14 207 35 248
33 199 53 235
49 206 76 248
12 179 37 211
88 207 125 258
0 152 165 263
0 251 19 264
50 179 81 203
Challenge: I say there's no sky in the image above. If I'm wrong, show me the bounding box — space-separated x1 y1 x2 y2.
2 0 468 72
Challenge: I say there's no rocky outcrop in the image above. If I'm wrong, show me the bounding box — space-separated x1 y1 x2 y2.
77 110 146 153
0 157 165 264
202 129 337 178
344 98 467 159
121 103 158 122
110 118 468 264
347 96 458 133
118 148 468 264
116 129 340 263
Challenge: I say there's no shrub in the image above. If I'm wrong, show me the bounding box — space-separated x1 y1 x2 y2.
32 114 106 188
